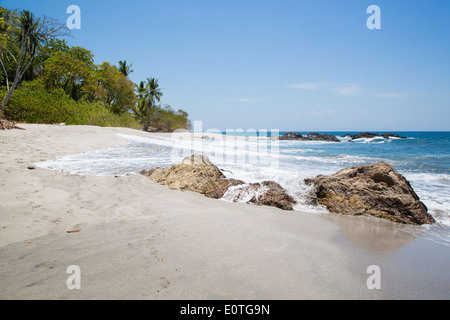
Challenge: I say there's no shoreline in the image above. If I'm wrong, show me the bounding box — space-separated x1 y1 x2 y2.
1 124 449 299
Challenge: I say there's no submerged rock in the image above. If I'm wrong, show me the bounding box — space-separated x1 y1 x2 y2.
345 132 406 140
226 181 297 211
381 133 406 139
304 162 435 225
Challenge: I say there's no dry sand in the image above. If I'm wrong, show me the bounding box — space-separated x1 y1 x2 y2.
0 124 449 299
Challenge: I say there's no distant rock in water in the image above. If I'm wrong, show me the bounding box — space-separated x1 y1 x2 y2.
279 132 340 142
347 132 379 140
345 132 406 141
304 162 435 225
381 133 406 139
302 132 341 142
140 154 296 210
279 132 303 140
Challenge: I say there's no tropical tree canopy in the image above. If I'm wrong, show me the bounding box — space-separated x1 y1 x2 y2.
96 62 137 114
41 46 97 101
0 7 68 111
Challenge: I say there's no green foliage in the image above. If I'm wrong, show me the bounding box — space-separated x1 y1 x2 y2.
0 7 19 88
148 104 191 132
1 79 140 128
2 80 81 124
96 62 137 114
0 14 9 51
41 46 97 101
42 38 70 55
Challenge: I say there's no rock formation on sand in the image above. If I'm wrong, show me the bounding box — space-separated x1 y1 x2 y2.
140 154 243 199
141 154 297 210
304 162 435 225
279 132 340 142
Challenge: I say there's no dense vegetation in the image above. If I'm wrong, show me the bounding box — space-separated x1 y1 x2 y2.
0 6 190 131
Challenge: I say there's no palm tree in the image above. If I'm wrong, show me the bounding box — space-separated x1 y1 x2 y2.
15 11 44 56
1 10 43 111
0 13 17 92
134 80 148 119
143 77 163 131
117 60 134 77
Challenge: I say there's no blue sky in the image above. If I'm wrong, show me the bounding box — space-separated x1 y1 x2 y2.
2 0 449 131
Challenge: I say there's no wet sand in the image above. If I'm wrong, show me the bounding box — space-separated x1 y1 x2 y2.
0 124 449 299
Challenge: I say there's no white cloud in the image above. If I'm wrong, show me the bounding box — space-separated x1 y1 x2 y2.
227 98 260 103
372 93 403 98
287 83 325 91
306 109 335 116
288 82 402 98
295 109 335 117
288 82 360 96
333 84 360 96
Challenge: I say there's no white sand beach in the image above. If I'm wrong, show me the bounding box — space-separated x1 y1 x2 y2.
1 124 449 299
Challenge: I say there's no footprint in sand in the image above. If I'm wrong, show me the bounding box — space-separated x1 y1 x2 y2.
160 277 170 289
51 218 62 224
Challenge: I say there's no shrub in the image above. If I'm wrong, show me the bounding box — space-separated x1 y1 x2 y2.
1 80 141 129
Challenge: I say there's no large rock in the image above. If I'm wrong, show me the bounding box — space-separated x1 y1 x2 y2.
304 162 435 225
141 154 244 199
226 181 297 211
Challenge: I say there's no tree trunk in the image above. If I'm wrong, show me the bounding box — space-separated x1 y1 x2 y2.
1 76 20 112
144 100 153 131
1 42 38 112
0 58 9 92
